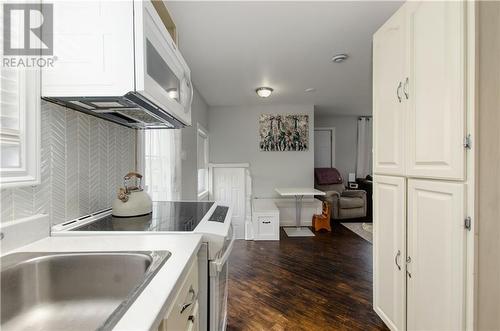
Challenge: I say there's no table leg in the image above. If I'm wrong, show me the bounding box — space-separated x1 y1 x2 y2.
295 195 304 229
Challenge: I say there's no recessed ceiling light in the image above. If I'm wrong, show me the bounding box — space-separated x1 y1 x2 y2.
331 53 349 63
256 87 273 98
305 88 316 93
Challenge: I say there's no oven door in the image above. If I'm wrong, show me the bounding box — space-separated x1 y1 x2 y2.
209 226 235 331
134 1 192 126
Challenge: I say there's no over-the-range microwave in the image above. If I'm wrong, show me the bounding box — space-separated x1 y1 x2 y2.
41 0 192 129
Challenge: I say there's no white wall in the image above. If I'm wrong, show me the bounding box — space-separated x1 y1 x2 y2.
209 104 315 198
181 87 209 200
314 114 359 181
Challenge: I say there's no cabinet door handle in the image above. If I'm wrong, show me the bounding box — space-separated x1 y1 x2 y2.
396 81 402 103
262 221 271 224
406 256 412 278
395 250 401 270
180 286 197 314
403 77 409 99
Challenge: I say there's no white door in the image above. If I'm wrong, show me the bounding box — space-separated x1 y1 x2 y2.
211 167 246 239
407 179 465 331
372 6 407 176
373 175 406 331
314 129 334 168
406 1 466 180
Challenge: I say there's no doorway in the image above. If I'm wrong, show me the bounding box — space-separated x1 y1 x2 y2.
314 128 335 168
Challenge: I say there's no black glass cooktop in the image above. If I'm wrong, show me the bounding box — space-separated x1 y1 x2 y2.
73 201 215 232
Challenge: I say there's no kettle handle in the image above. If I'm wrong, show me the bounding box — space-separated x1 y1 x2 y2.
124 172 143 179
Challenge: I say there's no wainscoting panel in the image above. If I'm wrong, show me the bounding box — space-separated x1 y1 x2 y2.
0 101 136 225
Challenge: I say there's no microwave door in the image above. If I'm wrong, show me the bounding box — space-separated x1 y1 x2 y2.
134 1 189 125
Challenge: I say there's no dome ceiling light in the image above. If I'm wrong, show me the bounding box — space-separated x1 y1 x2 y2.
255 87 273 98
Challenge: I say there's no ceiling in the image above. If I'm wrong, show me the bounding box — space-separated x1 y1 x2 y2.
167 1 403 116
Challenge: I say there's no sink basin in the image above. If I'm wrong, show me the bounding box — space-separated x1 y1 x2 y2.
1 250 171 331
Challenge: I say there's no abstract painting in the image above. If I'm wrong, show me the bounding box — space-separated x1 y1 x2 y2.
259 114 309 151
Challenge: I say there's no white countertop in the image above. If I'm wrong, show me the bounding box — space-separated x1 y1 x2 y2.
6 233 203 331
275 187 326 196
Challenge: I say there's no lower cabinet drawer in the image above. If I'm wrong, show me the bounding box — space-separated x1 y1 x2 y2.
159 258 199 331
253 214 280 240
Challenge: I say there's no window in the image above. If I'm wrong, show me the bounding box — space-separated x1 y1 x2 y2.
143 129 182 201
0 36 40 187
197 124 209 199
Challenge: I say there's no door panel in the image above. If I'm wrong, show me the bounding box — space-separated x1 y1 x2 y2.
373 7 406 176
407 179 465 330
406 1 465 180
212 167 245 239
373 175 406 331
314 129 333 168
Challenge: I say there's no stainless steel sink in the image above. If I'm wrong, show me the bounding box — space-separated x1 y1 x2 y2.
1 250 171 331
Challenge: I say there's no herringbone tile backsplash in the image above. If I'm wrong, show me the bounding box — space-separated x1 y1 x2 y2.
1 101 136 225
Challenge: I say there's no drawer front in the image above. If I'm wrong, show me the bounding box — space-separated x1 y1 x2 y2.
162 258 199 330
254 215 279 240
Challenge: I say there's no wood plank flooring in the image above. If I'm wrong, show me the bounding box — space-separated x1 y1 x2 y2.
226 224 388 331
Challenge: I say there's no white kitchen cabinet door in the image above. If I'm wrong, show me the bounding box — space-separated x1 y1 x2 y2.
42 1 134 97
372 6 407 176
373 175 406 331
407 179 465 331
406 1 466 180
210 167 246 239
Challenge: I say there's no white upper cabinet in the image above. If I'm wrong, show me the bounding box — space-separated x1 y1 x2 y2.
373 6 407 176
373 175 406 331
407 179 465 331
373 1 466 180
42 1 135 97
405 1 466 180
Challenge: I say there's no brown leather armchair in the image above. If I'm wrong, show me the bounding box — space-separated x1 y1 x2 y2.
314 168 367 220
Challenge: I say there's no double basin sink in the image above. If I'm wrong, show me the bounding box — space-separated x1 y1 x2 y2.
1 250 171 331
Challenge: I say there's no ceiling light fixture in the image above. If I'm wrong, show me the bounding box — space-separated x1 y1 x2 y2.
256 87 273 98
305 88 316 93
331 53 349 63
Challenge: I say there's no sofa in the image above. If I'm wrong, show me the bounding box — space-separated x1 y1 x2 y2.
314 168 367 220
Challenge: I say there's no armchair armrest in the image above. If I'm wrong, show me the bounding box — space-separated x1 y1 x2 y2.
341 189 366 199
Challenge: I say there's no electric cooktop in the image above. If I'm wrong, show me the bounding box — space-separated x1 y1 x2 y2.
73 201 215 232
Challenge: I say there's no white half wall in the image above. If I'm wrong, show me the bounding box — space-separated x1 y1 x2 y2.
208 104 315 198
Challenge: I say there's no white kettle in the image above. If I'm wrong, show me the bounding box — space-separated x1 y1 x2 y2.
112 172 152 217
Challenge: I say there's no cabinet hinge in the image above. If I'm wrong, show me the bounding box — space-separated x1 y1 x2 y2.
464 217 472 231
464 134 472 149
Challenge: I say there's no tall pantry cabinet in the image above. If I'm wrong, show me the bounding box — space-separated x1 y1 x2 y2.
373 1 473 331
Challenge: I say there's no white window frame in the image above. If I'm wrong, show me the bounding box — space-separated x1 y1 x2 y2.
197 123 209 200
0 69 41 188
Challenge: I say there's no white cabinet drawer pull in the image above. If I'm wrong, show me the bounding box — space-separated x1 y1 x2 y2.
180 286 196 314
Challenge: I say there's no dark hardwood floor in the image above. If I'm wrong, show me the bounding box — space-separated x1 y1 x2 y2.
226 223 388 331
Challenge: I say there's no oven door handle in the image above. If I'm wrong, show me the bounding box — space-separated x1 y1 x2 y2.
213 231 236 273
